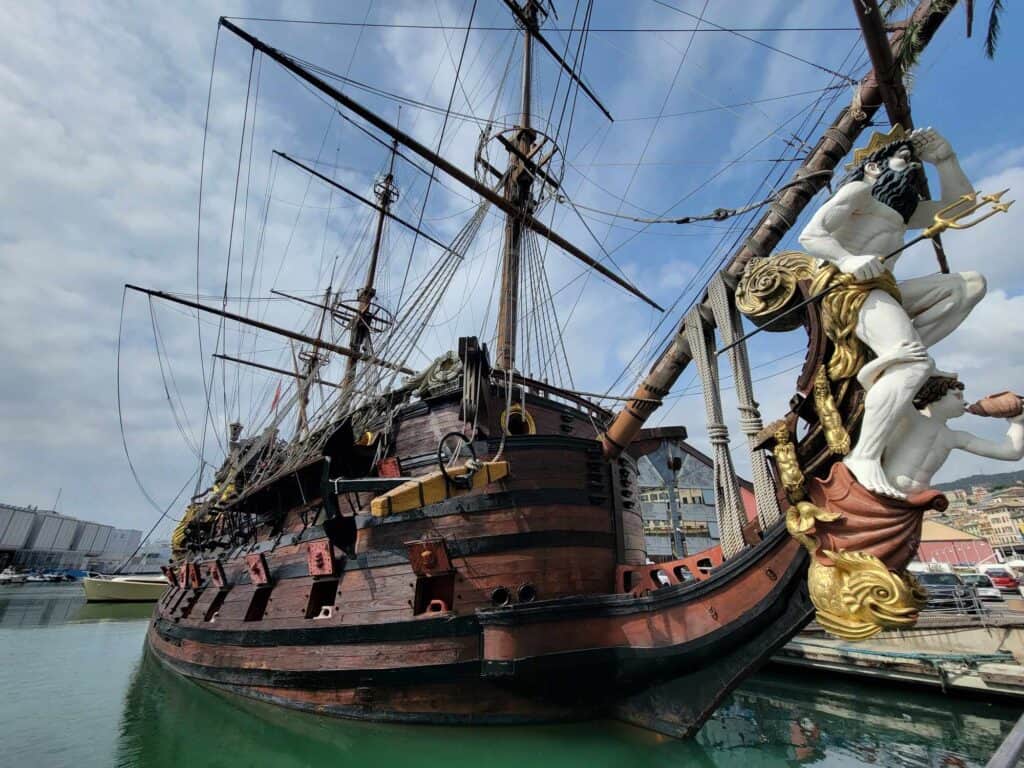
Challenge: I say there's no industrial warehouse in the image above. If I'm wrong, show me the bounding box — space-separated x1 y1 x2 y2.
0 501 142 574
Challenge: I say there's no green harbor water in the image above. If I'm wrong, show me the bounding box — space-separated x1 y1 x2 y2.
1 583 1020 767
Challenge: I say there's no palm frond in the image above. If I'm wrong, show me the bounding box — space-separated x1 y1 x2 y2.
985 0 1005 59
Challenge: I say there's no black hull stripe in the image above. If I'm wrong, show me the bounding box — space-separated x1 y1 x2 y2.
154 614 479 647
348 529 615 570
150 550 808 697
356 487 603 529
223 529 617 581
152 643 479 689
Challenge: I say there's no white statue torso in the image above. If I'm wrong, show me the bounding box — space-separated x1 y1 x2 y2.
815 184 909 265
882 411 955 494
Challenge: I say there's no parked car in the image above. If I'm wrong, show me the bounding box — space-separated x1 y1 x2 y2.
913 572 975 611
979 565 1020 593
959 572 1004 602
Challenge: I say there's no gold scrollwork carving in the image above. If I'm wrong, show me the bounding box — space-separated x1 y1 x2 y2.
813 368 851 455
736 252 818 331
785 499 839 553
808 551 927 641
774 423 926 642
773 427 805 502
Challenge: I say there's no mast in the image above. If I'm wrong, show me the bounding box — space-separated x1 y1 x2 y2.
494 0 539 372
125 284 416 374
343 138 399 389
599 0 958 460
296 287 331 436
218 18 659 310
852 0 949 274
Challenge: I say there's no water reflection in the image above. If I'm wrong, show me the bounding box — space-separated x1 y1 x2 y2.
3 586 1017 767
703 672 1017 766
0 583 155 627
73 601 155 623
116 648 1020 768
0 583 85 627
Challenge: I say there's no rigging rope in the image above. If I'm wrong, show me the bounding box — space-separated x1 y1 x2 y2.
649 0 860 85
684 307 747 559
395 0 479 308
560 171 833 225
707 274 781 528
223 16 860 34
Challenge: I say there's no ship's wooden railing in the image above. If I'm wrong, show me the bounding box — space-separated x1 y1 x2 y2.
615 547 725 596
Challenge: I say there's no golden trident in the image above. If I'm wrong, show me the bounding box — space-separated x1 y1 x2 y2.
921 189 1015 239
719 188 1015 355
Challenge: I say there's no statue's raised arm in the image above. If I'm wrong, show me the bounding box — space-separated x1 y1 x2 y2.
792 125 987 498
905 127 975 230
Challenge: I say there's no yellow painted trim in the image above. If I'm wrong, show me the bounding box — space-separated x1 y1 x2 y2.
500 403 536 435
370 461 509 517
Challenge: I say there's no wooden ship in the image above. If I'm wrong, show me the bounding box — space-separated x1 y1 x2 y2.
135 0 976 738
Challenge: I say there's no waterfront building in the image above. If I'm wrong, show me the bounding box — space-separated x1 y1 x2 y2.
638 443 720 561
973 489 1024 556
118 540 171 574
637 441 759 562
917 521 996 565
0 501 142 572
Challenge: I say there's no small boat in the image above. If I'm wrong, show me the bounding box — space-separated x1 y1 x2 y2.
82 574 168 603
0 567 27 585
26 572 63 583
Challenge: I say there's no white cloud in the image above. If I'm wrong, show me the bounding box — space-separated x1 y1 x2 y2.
0 0 1018 539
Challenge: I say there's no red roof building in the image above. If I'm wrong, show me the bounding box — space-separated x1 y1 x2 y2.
916 521 996 566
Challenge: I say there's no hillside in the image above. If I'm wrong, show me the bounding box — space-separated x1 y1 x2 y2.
934 469 1024 493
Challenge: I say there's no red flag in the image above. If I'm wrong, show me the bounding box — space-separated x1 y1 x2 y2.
270 380 282 414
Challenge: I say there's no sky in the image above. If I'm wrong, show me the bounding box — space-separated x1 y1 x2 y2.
2 0 1023 535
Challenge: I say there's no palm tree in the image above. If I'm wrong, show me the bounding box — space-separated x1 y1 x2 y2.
885 0 1005 63
983 0 1005 59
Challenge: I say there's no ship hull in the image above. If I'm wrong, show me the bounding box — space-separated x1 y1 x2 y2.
147 522 810 730
149 390 813 734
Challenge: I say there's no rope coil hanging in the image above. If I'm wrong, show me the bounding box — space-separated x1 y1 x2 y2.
683 307 747 559
707 273 782 529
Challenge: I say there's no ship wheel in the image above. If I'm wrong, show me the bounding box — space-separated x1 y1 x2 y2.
437 431 478 490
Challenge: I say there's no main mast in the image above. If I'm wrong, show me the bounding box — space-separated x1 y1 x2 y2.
343 138 399 389
599 0 959 459
494 0 539 372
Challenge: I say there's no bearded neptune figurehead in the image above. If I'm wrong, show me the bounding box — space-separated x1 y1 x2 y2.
833 124 929 223
842 138 927 223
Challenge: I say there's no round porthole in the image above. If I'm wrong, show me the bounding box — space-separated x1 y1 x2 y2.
490 586 511 607
500 403 536 436
516 583 537 603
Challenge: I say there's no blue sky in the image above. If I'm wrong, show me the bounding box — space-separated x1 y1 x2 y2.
1 0 1022 532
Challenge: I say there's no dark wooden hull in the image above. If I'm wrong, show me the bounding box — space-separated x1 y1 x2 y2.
150 389 813 734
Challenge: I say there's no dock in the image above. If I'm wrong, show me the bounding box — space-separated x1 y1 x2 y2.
775 607 1024 698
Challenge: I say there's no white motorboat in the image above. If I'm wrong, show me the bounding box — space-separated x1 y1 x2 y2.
0 567 27 585
82 573 168 602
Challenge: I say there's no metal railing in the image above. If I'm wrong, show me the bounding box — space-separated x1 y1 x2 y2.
987 712 1024 768
917 584 1024 625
